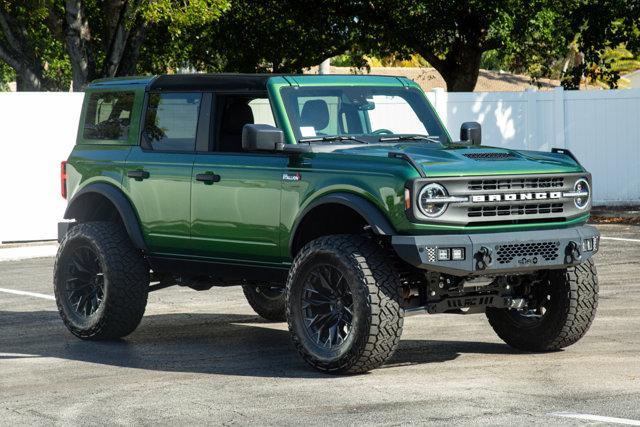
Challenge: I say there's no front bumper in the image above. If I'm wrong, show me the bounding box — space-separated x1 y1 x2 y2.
392 225 599 276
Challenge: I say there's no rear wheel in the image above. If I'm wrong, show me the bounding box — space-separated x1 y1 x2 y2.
286 235 403 374
54 221 149 340
242 284 286 321
486 260 598 351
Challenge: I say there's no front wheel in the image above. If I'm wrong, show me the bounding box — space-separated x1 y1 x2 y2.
486 259 598 351
286 235 404 374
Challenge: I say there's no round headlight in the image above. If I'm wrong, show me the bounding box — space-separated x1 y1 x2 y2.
574 178 590 209
418 183 448 217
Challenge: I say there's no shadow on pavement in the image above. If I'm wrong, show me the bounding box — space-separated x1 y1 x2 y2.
0 309 519 378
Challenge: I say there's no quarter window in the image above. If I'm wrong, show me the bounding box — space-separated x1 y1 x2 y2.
83 91 135 141
144 92 202 151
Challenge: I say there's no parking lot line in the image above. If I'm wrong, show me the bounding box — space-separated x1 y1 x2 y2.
601 236 640 243
548 412 640 425
0 287 55 301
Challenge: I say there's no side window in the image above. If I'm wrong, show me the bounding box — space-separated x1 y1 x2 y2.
83 91 134 141
143 92 201 151
248 98 275 126
218 96 274 153
366 95 427 134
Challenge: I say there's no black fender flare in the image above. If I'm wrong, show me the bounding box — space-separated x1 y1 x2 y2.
289 192 396 256
64 183 148 251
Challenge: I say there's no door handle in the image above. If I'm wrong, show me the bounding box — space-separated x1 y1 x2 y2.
127 170 150 181
196 172 221 184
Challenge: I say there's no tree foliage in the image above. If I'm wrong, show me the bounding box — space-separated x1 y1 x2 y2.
1 0 639 92
186 0 359 73
484 0 640 89
357 0 547 91
0 0 228 91
0 1 70 90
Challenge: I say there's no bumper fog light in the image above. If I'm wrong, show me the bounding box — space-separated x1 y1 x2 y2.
582 238 594 252
437 248 450 261
451 248 465 260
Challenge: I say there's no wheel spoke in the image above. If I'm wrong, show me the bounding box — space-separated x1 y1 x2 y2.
302 294 332 306
300 264 353 350
64 245 104 318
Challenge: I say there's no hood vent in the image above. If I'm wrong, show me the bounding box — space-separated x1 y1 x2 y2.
463 152 517 160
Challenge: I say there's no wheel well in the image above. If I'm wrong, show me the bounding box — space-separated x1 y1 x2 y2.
290 203 370 256
66 192 122 225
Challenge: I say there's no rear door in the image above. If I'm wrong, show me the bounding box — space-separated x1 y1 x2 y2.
190 94 287 264
124 91 209 254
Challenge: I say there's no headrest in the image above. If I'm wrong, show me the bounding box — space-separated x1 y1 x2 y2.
300 99 329 131
222 100 254 134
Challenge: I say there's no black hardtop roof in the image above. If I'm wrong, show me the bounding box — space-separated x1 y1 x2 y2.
88 73 411 91
149 73 277 91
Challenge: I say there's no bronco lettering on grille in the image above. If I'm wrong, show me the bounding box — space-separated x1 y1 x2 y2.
471 192 562 203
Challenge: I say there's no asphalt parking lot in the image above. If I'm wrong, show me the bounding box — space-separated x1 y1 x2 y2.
1 223 639 425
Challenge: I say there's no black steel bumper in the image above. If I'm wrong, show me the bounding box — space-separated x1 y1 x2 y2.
392 225 599 276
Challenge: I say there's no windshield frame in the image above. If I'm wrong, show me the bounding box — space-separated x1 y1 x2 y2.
279 85 451 145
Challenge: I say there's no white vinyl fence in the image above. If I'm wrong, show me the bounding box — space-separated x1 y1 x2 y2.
0 88 638 243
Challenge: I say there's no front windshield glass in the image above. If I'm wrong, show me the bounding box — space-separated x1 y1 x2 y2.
280 86 450 143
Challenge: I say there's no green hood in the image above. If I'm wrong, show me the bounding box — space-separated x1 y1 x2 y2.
333 143 584 177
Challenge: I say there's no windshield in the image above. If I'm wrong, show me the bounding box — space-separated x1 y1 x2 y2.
280 86 450 143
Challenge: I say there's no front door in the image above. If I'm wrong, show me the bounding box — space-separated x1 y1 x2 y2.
124 91 205 254
190 95 287 264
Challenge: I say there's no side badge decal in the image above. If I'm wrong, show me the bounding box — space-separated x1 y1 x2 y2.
282 172 302 182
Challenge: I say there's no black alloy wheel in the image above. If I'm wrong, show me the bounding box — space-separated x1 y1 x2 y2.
286 235 404 373
64 245 105 317
54 221 149 340
301 264 354 349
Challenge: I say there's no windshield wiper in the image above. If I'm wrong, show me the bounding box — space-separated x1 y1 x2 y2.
299 135 368 144
379 135 440 143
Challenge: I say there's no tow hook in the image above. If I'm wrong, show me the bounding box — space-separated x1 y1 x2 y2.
475 246 492 271
565 241 581 264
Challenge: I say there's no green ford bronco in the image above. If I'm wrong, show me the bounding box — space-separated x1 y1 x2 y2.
55 74 599 373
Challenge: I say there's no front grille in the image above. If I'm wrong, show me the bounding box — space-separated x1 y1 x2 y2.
496 241 560 264
468 203 564 218
463 152 517 160
468 177 564 191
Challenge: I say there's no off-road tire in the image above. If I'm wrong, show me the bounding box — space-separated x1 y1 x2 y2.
486 259 598 351
242 284 286 321
286 235 404 374
54 221 149 340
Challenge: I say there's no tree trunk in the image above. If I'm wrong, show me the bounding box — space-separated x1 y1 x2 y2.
64 0 95 91
423 46 483 92
116 20 146 76
0 8 46 91
15 68 43 91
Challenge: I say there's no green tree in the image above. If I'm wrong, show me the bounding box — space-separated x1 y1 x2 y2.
482 0 640 89
0 1 70 90
360 0 545 91
63 0 229 90
0 0 229 91
189 0 359 73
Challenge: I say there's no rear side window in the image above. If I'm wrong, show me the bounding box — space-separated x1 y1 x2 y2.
83 91 135 141
143 92 201 151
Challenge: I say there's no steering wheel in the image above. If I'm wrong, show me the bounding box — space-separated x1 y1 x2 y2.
371 128 394 135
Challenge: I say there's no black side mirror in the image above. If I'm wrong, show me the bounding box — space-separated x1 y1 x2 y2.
242 124 284 151
460 122 481 145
